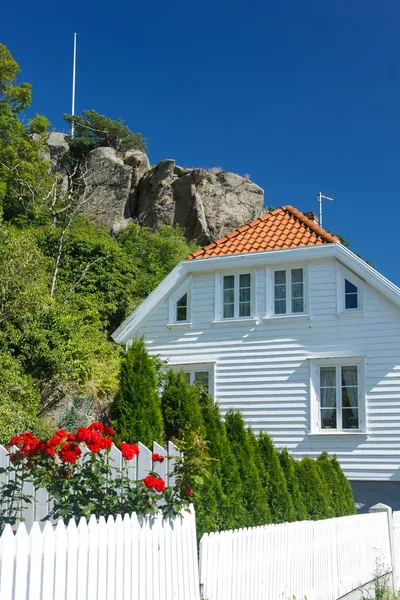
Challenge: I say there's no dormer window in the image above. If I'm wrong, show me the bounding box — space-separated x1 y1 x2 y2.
222 273 252 319
176 293 188 321
168 277 191 325
345 279 358 310
274 268 305 315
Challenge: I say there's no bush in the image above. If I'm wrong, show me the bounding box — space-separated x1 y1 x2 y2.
161 369 204 440
110 338 163 446
258 433 296 523
279 448 308 521
295 457 335 520
330 455 356 515
225 411 271 527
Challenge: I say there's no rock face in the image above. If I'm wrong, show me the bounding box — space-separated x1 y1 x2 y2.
44 134 265 243
83 147 133 234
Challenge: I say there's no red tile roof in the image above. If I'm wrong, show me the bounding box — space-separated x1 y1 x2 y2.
187 206 339 260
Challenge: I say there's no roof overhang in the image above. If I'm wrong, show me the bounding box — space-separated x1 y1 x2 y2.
111 243 400 344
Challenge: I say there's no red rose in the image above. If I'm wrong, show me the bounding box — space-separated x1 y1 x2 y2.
185 487 193 497
67 433 77 441
59 442 81 464
104 426 115 436
10 435 21 446
154 478 166 493
142 475 166 493
152 453 164 463
120 442 140 460
76 427 91 444
89 422 105 434
100 437 113 450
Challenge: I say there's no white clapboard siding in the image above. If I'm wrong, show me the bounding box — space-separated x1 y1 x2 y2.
134 257 400 481
200 511 392 600
0 441 180 531
0 507 199 600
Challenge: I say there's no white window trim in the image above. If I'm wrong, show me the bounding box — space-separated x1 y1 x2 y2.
336 264 364 315
167 276 192 326
309 357 366 434
215 270 256 321
265 264 309 318
168 362 215 397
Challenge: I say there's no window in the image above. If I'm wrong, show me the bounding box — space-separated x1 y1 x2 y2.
221 273 252 319
171 364 214 395
176 293 188 321
311 359 365 432
184 370 210 392
345 279 358 310
168 278 191 324
274 268 304 315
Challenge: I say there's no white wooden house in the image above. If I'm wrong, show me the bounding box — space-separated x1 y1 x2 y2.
112 206 400 510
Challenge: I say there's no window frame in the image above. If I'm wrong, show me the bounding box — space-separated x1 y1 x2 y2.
215 270 255 321
265 264 309 318
336 265 364 315
309 357 366 434
168 276 192 325
168 362 215 397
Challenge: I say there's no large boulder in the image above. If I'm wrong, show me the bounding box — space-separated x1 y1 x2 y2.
123 149 150 213
172 169 264 244
82 147 132 233
45 132 70 172
134 159 176 228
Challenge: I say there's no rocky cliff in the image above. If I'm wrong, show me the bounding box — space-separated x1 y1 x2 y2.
46 133 265 244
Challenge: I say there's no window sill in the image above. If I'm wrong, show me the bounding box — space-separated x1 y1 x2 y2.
166 322 192 329
212 318 258 326
263 314 311 323
336 311 364 319
308 431 368 436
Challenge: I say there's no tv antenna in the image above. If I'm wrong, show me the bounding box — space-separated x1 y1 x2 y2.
71 33 77 138
317 192 334 227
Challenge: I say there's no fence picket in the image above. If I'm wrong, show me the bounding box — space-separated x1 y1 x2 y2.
66 519 79 600
54 520 67 599
137 442 152 480
42 521 55 600
167 441 179 487
77 517 89 600
153 441 167 480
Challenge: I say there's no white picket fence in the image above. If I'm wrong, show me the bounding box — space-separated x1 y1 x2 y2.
199 511 393 600
0 441 179 530
0 506 200 600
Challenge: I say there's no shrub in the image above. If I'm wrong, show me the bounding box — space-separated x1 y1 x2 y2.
258 433 296 523
110 338 163 446
161 369 204 440
279 448 308 521
330 455 356 515
225 411 271 527
295 457 335 520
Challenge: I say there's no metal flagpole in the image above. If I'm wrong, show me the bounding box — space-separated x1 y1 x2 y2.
71 33 77 138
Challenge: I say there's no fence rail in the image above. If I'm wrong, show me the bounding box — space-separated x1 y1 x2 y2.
0 441 180 531
0 506 199 600
199 511 392 600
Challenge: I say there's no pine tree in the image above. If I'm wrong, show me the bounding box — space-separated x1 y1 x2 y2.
279 448 307 521
161 370 204 440
330 455 356 515
198 391 247 529
225 411 271 527
295 457 335 520
258 433 296 523
109 338 163 446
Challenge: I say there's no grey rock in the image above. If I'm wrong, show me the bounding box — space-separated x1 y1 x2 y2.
46 132 70 172
123 150 150 213
174 165 192 178
172 169 264 244
135 159 176 228
82 147 133 233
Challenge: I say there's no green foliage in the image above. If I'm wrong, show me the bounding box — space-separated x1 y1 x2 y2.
330 455 357 515
110 338 163 446
258 433 296 523
63 109 147 159
161 370 204 440
295 457 335 520
225 411 271 526
279 448 308 521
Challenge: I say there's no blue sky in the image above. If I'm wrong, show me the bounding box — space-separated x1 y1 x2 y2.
2 0 400 283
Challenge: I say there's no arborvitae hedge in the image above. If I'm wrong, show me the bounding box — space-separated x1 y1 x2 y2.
198 391 247 529
279 448 308 521
330 455 356 516
109 338 163 446
258 433 296 523
161 370 204 440
295 457 335 520
225 411 271 527
316 451 346 517
247 428 271 518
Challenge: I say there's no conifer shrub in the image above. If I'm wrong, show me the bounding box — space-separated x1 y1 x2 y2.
316 451 347 517
109 338 163 446
279 448 308 521
295 456 335 520
258 433 296 523
330 455 356 515
161 370 204 440
198 391 247 529
225 411 271 527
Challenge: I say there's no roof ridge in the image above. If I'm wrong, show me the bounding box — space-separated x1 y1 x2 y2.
283 205 340 244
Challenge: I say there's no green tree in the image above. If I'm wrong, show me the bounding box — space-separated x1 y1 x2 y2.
330 455 356 516
198 391 247 529
225 411 271 527
161 370 204 440
295 457 335 520
279 448 307 521
63 109 147 158
258 433 296 523
110 338 163 446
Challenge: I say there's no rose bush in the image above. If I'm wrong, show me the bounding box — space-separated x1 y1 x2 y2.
0 423 198 532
